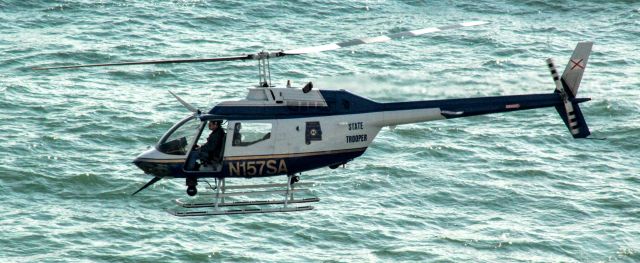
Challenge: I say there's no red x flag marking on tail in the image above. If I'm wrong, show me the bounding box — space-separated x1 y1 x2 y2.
570 59 584 70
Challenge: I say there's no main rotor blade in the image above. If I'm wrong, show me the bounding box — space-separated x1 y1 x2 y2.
131 176 162 196
32 21 487 70
32 55 252 70
169 90 199 113
282 21 488 55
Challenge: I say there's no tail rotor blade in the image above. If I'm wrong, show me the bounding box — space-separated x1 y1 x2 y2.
169 91 199 113
132 176 162 196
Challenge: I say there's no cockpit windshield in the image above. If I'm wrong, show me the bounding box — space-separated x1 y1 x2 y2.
157 116 202 155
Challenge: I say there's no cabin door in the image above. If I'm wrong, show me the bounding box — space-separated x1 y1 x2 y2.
184 119 227 173
224 120 276 177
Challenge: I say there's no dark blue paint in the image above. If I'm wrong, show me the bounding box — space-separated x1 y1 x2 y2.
135 148 367 179
206 89 590 122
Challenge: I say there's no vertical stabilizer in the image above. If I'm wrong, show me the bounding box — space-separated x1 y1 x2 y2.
561 42 593 97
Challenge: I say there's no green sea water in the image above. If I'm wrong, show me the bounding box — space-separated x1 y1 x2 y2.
1 0 639 262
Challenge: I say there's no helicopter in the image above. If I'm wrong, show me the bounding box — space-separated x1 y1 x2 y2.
35 21 594 216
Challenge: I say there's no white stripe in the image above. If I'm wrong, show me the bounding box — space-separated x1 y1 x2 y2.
410 27 441 35
378 108 444 127
361 35 392 44
461 21 488 27
285 43 341 55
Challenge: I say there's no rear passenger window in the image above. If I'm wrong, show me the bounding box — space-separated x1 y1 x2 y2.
232 122 272 146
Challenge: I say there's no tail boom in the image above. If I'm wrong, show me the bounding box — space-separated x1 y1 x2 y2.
371 42 594 139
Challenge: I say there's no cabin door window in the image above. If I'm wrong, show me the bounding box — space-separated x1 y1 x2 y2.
232 122 272 146
224 121 275 158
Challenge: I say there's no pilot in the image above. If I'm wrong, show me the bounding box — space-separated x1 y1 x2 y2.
198 120 225 164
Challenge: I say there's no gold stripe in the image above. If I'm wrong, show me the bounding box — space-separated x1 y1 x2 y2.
136 148 368 163
136 158 185 164
223 147 367 161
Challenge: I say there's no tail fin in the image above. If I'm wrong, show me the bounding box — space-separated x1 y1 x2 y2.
546 42 593 138
561 42 593 97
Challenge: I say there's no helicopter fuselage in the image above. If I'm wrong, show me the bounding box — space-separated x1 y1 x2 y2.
133 85 588 180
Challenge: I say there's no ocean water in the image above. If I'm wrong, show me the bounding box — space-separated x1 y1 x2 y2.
1 0 639 262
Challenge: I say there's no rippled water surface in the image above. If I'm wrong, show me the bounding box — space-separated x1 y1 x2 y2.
1 1 639 262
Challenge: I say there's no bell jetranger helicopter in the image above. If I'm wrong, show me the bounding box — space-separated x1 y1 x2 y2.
35 21 595 216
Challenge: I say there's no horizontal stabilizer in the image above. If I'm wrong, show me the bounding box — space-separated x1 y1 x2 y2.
555 100 591 138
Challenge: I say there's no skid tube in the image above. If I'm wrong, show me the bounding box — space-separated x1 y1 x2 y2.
168 174 320 217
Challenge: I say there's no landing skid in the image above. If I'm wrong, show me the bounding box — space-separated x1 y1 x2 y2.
169 175 319 217
175 197 320 208
168 206 314 216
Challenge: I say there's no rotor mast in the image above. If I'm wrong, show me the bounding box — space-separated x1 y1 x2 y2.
251 51 286 88
257 51 273 87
